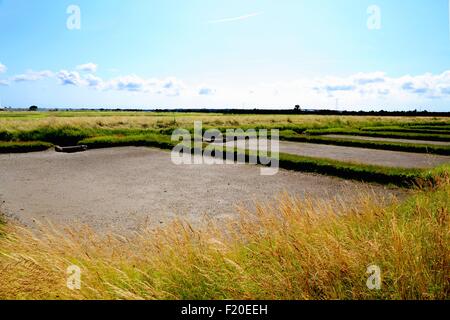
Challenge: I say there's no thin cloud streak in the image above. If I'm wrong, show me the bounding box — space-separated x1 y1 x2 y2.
207 12 263 24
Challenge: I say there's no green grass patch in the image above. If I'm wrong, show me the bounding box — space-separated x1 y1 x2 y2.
14 127 92 146
0 141 53 153
0 126 164 146
305 128 450 142
362 126 450 135
407 125 450 132
79 134 176 150
405 122 450 127
278 153 422 187
277 157 449 188
279 131 450 156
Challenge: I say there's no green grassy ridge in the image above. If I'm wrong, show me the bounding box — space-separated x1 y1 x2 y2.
179 125 309 135
405 122 450 127
1 121 449 147
0 141 53 153
278 153 428 187
0 127 93 146
279 131 450 156
407 125 450 131
305 128 450 142
362 126 450 135
178 123 450 139
0 126 163 146
173 122 449 136
79 134 176 150
181 128 450 155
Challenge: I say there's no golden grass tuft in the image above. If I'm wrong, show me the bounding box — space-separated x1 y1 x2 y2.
0 181 448 300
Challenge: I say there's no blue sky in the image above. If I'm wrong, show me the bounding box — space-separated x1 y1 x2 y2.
0 0 450 110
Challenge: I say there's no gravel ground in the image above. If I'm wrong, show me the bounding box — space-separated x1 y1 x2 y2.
0 147 405 233
217 139 450 168
325 135 450 146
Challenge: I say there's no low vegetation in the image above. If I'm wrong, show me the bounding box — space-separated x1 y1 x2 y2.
305 128 450 142
79 134 175 150
0 141 53 153
0 168 448 300
279 131 450 156
362 126 450 135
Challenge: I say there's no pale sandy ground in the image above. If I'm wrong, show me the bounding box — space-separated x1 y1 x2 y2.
324 134 450 146
0 147 405 233
216 139 450 168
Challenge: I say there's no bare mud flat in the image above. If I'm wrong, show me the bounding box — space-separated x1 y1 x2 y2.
0 147 404 233
325 135 450 146
216 140 450 169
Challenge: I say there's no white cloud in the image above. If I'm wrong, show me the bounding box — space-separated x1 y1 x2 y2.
0 63 6 74
0 79 9 86
103 75 185 97
107 75 149 92
352 72 386 85
84 74 104 89
12 70 54 82
207 12 263 24
57 70 86 86
76 63 98 73
310 70 450 101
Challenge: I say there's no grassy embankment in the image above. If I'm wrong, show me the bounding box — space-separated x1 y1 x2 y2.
305 128 450 142
0 166 448 300
278 130 450 156
362 126 450 135
0 141 53 153
206 123 450 155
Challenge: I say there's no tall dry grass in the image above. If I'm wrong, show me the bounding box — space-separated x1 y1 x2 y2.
0 181 448 300
1 112 447 131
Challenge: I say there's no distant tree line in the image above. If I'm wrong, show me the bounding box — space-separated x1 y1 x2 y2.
150 108 450 117
1 106 449 117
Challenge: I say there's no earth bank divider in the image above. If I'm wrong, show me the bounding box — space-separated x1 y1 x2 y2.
278 132 450 156
0 141 53 153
